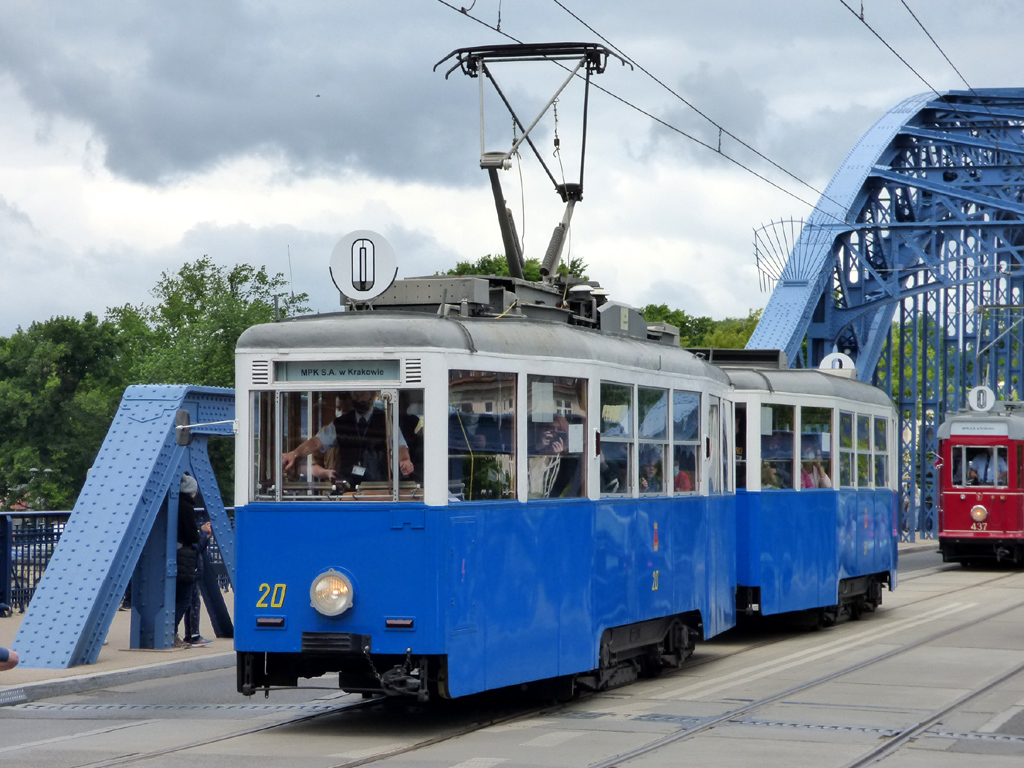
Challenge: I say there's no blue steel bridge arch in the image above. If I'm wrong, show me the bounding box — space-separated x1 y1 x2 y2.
748 88 1024 540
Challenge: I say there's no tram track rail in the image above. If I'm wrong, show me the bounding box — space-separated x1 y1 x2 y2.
585 589 1024 768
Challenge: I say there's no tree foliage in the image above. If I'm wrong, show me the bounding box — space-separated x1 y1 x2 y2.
0 313 125 509
445 254 588 281
111 257 308 387
0 257 308 510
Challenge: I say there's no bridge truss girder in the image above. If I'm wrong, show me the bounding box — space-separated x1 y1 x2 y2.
748 89 1024 539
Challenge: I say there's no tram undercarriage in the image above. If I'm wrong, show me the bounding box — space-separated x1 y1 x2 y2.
238 612 701 702
736 572 889 627
940 538 1024 566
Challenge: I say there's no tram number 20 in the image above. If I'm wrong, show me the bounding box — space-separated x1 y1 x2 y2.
257 583 287 608
971 522 988 531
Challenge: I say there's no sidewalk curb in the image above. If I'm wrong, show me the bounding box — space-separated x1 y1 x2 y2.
0 652 235 707
899 542 939 554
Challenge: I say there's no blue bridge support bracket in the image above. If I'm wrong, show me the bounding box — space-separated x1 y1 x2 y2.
13 384 234 669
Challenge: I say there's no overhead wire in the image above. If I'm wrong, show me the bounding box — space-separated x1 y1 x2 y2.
433 0 849 225
549 0 840 209
896 0 1024 156
836 0 943 98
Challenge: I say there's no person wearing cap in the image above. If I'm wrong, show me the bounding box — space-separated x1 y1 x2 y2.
174 474 206 647
0 647 18 671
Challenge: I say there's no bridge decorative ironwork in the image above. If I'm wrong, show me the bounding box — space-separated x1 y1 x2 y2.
749 88 1024 539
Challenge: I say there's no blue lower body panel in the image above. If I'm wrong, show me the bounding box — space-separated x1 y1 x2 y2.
736 488 896 616
235 495 737 698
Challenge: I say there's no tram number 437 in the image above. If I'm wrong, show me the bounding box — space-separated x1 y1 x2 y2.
971 522 988 531
257 583 287 608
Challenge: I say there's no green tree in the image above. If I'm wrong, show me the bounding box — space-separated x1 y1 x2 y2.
0 257 310 509
0 313 125 509
109 257 311 501
641 304 716 347
114 257 309 387
703 308 763 349
444 254 588 282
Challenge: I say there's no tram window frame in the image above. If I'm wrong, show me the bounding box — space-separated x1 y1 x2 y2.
956 445 1009 487
839 411 855 488
719 400 733 494
856 414 872 488
600 381 634 496
799 406 833 490
527 374 587 500
268 388 424 502
638 387 669 495
873 416 889 488
672 390 700 494
449 370 516 502
760 403 795 491
734 403 747 490
252 391 276 501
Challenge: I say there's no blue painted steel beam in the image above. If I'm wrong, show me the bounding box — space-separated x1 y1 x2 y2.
13 385 233 668
749 88 1024 539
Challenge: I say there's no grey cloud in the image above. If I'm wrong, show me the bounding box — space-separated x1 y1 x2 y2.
0 3 484 186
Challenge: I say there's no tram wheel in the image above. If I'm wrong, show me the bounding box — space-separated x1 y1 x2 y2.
819 606 839 628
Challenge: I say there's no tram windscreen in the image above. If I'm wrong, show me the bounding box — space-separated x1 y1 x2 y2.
951 445 1008 487
252 388 424 501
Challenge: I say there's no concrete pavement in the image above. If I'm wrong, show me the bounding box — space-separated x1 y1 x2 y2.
0 590 235 705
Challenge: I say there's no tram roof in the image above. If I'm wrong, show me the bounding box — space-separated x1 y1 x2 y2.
726 368 893 407
237 312 731 384
938 407 1024 440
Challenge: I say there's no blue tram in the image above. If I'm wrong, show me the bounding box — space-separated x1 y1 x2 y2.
233 273 899 700
727 363 898 623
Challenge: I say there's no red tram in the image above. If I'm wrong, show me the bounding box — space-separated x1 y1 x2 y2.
937 387 1024 565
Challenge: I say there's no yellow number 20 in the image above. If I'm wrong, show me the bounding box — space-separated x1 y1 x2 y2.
257 583 287 608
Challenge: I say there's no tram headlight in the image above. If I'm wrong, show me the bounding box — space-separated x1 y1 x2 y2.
309 569 353 617
970 504 988 523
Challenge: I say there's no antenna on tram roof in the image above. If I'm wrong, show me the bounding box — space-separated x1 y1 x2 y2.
435 42 630 283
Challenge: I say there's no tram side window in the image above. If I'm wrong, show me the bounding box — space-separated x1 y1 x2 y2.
839 411 854 488
799 407 833 489
600 382 633 496
760 404 795 490
734 403 746 489
449 370 516 501
638 387 668 495
857 414 872 487
874 417 888 488
527 375 587 499
673 390 700 493
252 391 276 500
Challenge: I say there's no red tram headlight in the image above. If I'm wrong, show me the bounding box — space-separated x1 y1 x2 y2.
970 504 988 523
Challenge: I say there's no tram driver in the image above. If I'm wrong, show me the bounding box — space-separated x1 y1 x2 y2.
282 390 415 490
967 448 1007 486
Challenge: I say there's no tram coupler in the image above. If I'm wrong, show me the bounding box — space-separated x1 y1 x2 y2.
380 657 430 702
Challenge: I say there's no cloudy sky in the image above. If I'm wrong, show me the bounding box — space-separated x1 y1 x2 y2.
1 0 1020 336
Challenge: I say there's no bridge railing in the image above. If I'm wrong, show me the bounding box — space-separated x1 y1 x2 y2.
1 508 233 615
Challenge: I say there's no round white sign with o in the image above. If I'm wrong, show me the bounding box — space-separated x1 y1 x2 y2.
329 230 398 302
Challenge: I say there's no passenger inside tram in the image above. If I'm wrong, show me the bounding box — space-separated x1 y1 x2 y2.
800 448 832 489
